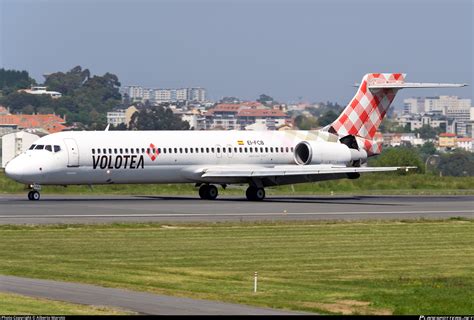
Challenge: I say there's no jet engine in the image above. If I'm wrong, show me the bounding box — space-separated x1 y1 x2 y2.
294 141 367 166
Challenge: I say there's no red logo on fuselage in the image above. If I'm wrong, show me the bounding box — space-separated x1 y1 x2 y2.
147 143 160 161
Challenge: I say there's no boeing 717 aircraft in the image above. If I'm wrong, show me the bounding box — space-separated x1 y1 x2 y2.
4 73 466 201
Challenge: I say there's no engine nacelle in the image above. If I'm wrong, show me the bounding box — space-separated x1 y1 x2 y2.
294 141 367 166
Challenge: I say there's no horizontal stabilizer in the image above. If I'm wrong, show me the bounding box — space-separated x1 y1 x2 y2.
368 82 468 89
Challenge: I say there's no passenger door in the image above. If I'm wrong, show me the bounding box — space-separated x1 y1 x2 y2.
63 138 80 167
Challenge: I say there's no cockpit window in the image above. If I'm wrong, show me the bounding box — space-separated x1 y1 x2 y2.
45 145 52 152
35 145 44 150
54 145 61 152
29 144 36 150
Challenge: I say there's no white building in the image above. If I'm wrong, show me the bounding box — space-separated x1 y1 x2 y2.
106 106 138 127
403 97 425 114
1 131 40 168
424 96 471 115
127 86 144 101
188 87 206 102
20 86 62 98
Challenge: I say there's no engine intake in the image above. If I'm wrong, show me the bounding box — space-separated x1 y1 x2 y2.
294 141 367 166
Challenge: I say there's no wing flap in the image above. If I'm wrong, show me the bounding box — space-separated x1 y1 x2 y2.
201 165 416 178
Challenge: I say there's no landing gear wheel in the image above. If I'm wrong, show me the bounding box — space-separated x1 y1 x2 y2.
199 185 209 199
199 185 218 200
246 186 265 201
206 185 218 200
28 191 40 201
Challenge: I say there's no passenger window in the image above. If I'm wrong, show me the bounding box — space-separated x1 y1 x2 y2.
195 148 199 153
291 147 294 152
217 147 220 153
114 148 117 154
163 148 167 154
179 148 183 153
169 148 172 153
228 147 232 153
97 149 101 154
35 145 44 150
190 148 193 153
120 148 123 154
131 148 134 154
174 148 178 153
280 147 284 152
45 145 52 152
244 147 248 153
185 148 188 153
109 148 112 154
54 145 61 152
125 148 129 153
286 147 289 152
234 147 237 153
211 148 215 153
103 148 106 154
136 148 140 153
92 149 95 154
260 147 264 153
29 144 36 150
158 148 161 154
206 148 209 153
275 147 278 153
239 147 243 153
141 148 145 153
265 147 268 153
201 148 204 153
146 148 150 154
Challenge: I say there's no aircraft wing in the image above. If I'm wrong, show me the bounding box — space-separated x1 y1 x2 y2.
200 165 416 178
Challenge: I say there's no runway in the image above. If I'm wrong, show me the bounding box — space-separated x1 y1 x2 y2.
0 194 472 224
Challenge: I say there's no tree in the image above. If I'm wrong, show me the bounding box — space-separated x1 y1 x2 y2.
414 125 443 140
257 94 275 106
129 105 190 130
369 147 424 174
419 141 436 156
0 68 36 92
294 115 318 130
437 151 474 177
44 65 90 96
317 110 338 127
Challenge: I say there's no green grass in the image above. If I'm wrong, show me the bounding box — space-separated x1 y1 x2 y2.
0 292 131 315
0 219 473 315
0 170 473 195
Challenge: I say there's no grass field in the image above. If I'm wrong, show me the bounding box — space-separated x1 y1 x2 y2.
0 292 130 315
1 170 473 195
0 219 473 315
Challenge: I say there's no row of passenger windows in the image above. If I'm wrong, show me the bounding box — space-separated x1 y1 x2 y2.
92 146 295 155
29 144 61 152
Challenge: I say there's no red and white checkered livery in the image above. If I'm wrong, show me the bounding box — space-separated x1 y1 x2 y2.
330 73 405 140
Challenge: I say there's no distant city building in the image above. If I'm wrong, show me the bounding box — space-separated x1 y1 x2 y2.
1 131 40 168
438 133 457 149
0 113 67 134
396 113 447 131
18 86 62 98
400 96 472 137
456 137 473 151
123 86 207 104
202 102 289 130
106 106 138 127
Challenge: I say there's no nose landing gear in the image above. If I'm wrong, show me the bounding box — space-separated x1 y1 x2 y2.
27 184 41 201
27 190 40 201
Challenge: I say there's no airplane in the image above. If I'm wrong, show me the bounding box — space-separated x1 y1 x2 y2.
4 73 467 201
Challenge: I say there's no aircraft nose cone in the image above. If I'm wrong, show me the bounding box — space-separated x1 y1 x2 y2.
5 158 23 181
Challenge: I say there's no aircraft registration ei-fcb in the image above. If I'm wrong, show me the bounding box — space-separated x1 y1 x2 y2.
4 73 467 201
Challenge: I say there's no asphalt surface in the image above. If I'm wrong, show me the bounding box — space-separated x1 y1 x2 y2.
0 275 301 315
0 194 472 224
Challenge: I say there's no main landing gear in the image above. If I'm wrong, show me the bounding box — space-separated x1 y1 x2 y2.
198 184 266 201
199 184 219 200
27 184 41 201
246 186 265 201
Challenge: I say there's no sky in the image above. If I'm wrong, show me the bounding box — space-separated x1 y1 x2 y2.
1 0 472 105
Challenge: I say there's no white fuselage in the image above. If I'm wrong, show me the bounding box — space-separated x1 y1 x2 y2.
5 130 344 186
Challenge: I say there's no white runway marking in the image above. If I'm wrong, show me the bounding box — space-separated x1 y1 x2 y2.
0 209 472 219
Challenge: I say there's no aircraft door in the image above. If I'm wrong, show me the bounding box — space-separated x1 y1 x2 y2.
63 138 80 167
